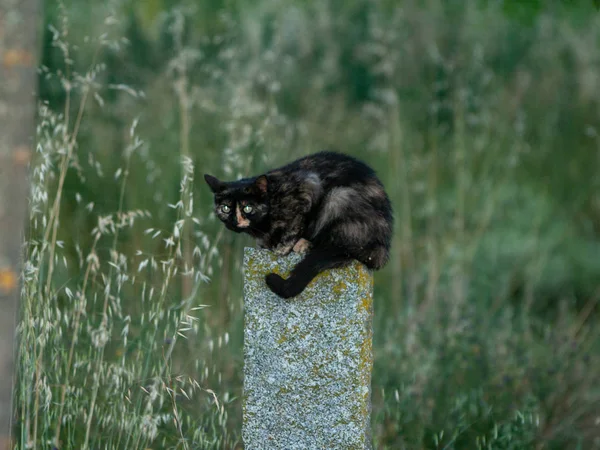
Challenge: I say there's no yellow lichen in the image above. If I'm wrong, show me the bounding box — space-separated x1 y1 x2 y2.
333 280 348 295
277 325 299 344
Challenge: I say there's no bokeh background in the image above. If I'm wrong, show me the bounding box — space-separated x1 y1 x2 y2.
16 0 600 448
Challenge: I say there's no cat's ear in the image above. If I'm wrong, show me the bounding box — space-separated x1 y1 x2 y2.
204 174 225 193
254 175 268 194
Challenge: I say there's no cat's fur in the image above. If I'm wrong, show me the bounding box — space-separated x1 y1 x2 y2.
204 151 393 299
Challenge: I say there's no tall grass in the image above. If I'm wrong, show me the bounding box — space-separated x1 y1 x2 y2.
15 0 600 448
15 4 232 449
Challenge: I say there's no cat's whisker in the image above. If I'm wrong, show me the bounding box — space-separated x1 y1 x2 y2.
246 225 268 237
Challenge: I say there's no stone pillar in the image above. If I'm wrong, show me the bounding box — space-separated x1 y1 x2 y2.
242 247 373 449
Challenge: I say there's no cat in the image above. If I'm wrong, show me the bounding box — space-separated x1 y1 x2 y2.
204 151 393 299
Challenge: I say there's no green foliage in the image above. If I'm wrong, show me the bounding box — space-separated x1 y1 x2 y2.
15 0 600 448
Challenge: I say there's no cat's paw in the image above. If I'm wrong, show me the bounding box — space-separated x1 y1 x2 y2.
265 273 296 299
292 238 311 254
272 244 293 257
256 239 269 249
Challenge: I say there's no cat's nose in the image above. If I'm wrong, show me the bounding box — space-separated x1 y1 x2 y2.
235 205 250 228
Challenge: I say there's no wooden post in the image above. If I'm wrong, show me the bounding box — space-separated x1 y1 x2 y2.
0 0 40 447
243 247 373 449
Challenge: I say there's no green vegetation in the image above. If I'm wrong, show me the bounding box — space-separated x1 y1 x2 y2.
15 0 600 448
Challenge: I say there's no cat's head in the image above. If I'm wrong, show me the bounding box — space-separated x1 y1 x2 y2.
203 174 269 234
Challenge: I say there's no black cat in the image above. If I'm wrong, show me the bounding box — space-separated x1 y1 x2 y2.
204 151 393 299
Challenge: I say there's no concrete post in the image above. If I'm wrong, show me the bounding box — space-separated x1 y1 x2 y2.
242 247 373 449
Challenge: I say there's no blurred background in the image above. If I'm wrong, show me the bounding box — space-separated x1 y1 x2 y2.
17 0 600 448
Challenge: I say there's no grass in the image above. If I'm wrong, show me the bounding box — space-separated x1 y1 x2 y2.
13 0 600 448
16 6 231 449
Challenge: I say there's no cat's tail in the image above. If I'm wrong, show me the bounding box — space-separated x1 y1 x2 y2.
265 247 351 299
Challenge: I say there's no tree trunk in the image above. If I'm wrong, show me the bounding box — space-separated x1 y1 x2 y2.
0 0 40 447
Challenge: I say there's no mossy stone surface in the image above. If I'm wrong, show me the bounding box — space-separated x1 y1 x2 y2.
242 247 373 449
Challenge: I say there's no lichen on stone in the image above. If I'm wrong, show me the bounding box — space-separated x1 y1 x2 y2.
242 247 374 449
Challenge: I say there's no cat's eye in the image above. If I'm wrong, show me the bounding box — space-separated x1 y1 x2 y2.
220 205 231 214
243 205 253 214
